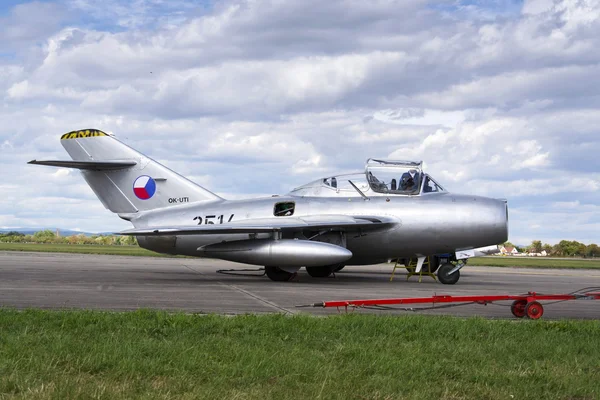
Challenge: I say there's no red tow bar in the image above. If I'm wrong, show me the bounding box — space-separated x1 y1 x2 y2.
308 291 600 319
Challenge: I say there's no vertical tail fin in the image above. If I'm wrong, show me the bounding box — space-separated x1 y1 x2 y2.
49 129 222 213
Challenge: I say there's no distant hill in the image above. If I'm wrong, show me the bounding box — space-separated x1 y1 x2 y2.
0 228 99 236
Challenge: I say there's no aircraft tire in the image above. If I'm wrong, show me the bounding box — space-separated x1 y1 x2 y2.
333 264 345 272
306 266 334 278
265 266 294 282
437 263 460 285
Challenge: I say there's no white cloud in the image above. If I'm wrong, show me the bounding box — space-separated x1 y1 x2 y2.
0 1 67 48
508 204 600 245
51 168 71 178
0 0 599 245
7 80 30 98
66 0 199 29
522 0 554 15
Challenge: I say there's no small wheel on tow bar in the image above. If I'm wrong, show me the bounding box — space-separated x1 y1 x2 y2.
510 299 527 318
265 266 295 282
437 263 460 285
305 265 335 278
525 301 544 320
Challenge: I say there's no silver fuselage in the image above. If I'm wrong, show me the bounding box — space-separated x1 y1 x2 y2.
31 134 508 269
135 192 508 265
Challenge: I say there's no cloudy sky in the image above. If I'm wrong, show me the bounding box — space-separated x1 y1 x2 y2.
1 0 599 245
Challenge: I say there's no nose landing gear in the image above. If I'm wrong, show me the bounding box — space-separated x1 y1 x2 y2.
437 262 460 285
435 255 468 285
390 255 463 284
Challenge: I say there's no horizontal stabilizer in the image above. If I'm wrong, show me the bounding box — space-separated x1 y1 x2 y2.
118 215 397 236
28 160 137 171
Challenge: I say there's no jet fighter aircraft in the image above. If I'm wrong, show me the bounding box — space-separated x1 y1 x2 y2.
29 129 508 284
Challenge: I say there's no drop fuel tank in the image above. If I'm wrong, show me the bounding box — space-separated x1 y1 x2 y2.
197 239 352 267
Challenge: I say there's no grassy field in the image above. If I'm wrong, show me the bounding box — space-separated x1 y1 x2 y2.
0 310 599 400
0 242 162 257
467 256 600 269
1 242 599 269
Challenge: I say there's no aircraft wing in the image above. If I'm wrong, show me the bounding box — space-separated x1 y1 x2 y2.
118 215 397 236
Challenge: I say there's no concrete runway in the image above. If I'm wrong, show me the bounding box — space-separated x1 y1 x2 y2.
1 251 600 319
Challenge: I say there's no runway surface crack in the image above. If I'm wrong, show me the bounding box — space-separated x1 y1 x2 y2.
179 262 297 315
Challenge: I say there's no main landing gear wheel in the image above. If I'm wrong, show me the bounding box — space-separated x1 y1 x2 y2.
510 300 527 318
525 301 544 319
437 263 460 285
306 266 334 278
265 266 295 282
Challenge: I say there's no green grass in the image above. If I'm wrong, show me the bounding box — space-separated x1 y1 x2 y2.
468 256 600 269
0 310 599 400
0 242 162 257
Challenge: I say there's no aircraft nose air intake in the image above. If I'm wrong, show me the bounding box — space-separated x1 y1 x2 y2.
462 196 509 247
492 198 509 244
503 199 509 242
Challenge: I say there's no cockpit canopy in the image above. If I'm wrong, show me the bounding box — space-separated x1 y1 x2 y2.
366 159 423 195
290 159 446 198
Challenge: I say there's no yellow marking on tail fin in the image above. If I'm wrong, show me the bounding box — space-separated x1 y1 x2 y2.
61 129 108 140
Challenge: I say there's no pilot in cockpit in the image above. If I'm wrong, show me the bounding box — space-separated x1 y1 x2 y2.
400 169 419 191
368 172 386 191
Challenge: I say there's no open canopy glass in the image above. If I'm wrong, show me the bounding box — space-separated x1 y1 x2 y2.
289 159 445 197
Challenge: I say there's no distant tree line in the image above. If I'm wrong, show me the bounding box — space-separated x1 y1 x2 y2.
504 240 599 258
0 230 137 246
1 230 597 257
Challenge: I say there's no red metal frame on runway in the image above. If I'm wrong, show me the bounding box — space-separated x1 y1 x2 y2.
311 291 600 319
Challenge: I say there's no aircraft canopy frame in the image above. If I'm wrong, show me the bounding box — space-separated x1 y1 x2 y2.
365 159 424 195
289 159 446 197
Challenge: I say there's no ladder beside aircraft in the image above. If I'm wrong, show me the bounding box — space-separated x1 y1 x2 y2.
390 256 436 283
390 254 465 285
